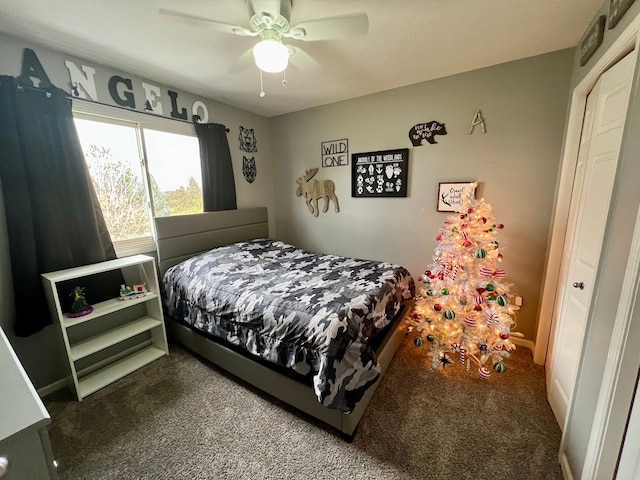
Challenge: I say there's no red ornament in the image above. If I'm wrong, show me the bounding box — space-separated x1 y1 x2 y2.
417 276 423 282
476 287 486 294
437 273 444 280
474 305 483 312
436 235 442 241
480 217 487 224
461 224 468 229
467 208 474 214
499 332 509 340
463 241 472 248
433 304 443 312
497 224 504 229
425 270 432 278
497 253 504 260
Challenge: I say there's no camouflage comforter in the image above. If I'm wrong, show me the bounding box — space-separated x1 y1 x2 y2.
162 238 415 412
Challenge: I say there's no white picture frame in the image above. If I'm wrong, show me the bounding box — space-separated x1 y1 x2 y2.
437 182 477 212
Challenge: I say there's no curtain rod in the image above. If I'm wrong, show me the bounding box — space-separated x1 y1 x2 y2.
72 96 230 132
13 82 229 132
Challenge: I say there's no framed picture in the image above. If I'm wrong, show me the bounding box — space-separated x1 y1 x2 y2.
609 0 636 29
580 15 606 66
437 182 477 212
352 148 409 197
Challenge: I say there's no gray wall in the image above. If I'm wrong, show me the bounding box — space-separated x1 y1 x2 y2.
270 49 575 343
0 33 274 389
560 1 640 477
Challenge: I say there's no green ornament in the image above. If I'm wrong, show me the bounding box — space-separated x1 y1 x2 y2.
487 295 497 301
494 361 507 373
486 283 495 292
414 337 423 347
426 334 435 342
474 248 487 258
426 289 434 296
497 295 507 307
444 310 455 320
441 288 449 295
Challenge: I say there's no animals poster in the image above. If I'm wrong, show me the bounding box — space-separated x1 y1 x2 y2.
351 148 409 197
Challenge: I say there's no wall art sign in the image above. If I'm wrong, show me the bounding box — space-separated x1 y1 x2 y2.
17 49 209 122
580 15 606 66
295 168 340 217
242 156 257 183
408 121 447 146
609 0 636 29
321 138 349 167
352 148 409 197
437 182 477 212
239 126 257 152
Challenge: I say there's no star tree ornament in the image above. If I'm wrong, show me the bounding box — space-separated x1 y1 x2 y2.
409 187 523 378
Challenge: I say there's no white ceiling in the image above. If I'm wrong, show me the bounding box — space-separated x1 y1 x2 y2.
0 0 603 118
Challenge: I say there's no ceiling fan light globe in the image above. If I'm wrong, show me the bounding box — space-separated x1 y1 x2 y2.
253 39 289 73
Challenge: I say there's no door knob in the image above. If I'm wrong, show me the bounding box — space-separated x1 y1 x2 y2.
573 282 585 290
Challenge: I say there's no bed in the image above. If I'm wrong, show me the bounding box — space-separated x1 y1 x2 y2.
155 207 415 438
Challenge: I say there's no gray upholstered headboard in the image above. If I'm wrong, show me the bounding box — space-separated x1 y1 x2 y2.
154 207 268 275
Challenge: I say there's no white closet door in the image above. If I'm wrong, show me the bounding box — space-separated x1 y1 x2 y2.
546 52 634 429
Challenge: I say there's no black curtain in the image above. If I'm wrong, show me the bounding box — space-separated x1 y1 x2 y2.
194 121 237 211
0 76 117 336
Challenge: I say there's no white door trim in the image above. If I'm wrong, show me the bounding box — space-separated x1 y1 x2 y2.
534 13 640 367
580 202 640 478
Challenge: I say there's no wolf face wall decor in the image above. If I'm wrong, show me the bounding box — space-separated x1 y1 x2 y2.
243 156 257 183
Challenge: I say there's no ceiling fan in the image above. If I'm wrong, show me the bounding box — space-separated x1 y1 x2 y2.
159 0 369 76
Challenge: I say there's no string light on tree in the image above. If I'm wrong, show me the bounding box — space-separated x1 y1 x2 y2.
409 184 523 378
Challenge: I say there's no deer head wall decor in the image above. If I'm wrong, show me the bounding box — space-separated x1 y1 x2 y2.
295 168 340 217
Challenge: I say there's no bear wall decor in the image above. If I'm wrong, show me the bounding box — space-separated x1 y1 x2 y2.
239 126 257 152
408 121 447 146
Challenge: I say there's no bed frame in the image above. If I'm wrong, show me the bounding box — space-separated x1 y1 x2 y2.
154 207 413 439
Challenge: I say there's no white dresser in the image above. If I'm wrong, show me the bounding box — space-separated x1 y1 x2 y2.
0 327 57 479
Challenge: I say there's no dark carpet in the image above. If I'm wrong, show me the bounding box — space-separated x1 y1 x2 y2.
45 339 563 479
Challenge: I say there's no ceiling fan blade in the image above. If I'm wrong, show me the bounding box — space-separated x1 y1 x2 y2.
287 46 321 73
228 48 256 75
248 0 287 19
284 12 368 41
159 8 257 36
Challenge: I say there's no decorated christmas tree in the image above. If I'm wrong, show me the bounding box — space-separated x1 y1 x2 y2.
409 189 522 379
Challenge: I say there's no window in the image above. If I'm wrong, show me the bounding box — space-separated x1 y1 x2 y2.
74 117 152 242
144 129 203 216
73 107 202 255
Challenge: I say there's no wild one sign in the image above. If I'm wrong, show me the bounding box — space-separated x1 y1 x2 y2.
321 139 349 167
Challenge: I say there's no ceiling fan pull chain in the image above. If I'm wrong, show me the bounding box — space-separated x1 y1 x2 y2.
259 69 266 97
282 69 287 87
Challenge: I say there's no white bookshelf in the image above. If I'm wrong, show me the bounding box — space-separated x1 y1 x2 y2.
42 255 168 401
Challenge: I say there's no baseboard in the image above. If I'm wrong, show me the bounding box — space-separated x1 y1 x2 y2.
37 378 67 398
512 337 535 354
